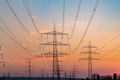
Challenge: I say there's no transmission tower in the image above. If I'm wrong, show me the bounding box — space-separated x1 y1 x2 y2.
0 45 5 67
80 41 99 79
64 72 67 80
0 45 6 78
40 24 70 80
26 59 32 77
7 72 10 77
40 69 44 79
71 64 77 79
0 45 3 59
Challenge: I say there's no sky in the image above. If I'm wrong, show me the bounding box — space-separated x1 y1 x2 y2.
0 0 120 78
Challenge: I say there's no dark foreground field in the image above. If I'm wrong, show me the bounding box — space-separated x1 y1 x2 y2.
0 77 85 80
0 77 117 80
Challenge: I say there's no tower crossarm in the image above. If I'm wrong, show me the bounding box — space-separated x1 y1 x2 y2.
83 46 97 49
81 51 99 54
79 58 100 60
40 52 69 56
41 31 69 36
40 42 70 46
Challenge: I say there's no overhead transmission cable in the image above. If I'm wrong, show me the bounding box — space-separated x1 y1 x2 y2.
109 53 120 60
49 0 56 27
102 50 120 60
22 0 42 39
99 32 120 50
22 0 47 56
62 0 65 34
96 26 120 44
0 18 39 52
69 0 82 40
101 44 120 59
0 18 15 38
0 26 37 57
22 0 45 54
72 0 100 53
5 60 23 74
99 32 120 59
5 0 45 60
0 42 27 59
5 0 39 40
23 0 48 70
3 0 53 74
0 42 42 76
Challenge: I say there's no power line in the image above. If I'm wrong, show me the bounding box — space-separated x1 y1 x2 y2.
69 0 82 40
0 17 16 39
80 41 100 79
94 27 120 59
96 26 120 44
0 26 38 58
5 0 30 35
4 1 47 73
1 6 45 70
99 32 120 50
22 0 46 54
0 25 38 52
0 17 41 52
22 0 42 39
100 43 120 59
11 0 48 70
0 43 34 77
0 45 26 66
0 42 27 59
0 47 24 75
5 0 40 40
62 0 65 35
4 60 23 76
22 0 48 63
72 0 100 53
101 44 120 59
0 19 42 67
102 51 120 60
50 1 56 26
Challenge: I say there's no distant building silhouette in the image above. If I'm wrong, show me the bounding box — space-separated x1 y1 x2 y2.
118 74 120 80
92 73 100 80
0 73 120 80
113 73 117 80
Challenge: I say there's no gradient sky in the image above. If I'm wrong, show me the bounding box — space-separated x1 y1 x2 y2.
0 0 120 78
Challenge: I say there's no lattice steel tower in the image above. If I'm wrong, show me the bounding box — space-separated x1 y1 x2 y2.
0 45 4 65
80 41 99 79
40 24 70 80
26 59 32 77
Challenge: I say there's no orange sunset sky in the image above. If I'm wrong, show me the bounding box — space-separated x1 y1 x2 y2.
0 0 120 78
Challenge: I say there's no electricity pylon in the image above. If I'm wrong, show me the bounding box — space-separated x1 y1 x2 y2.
0 45 5 66
0 45 3 59
80 41 100 79
71 64 77 79
40 24 70 80
64 72 67 79
40 69 44 79
26 59 32 77
0 45 6 77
